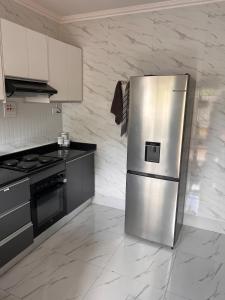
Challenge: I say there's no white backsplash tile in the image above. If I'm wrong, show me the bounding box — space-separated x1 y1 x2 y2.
0 103 62 154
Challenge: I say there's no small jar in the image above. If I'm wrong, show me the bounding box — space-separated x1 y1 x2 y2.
57 136 64 147
61 132 69 140
63 139 70 148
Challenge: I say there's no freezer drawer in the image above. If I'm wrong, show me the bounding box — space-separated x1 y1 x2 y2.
125 173 179 247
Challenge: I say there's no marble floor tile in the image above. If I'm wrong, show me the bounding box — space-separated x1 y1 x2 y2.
177 226 225 263
0 289 21 300
1 204 225 300
164 291 192 300
5 252 73 298
105 235 174 290
70 205 124 227
42 206 125 256
9 259 102 300
167 251 225 300
67 230 123 267
83 270 165 300
0 246 53 291
41 222 97 254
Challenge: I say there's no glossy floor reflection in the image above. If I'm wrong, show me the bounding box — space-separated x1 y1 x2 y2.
1 204 225 300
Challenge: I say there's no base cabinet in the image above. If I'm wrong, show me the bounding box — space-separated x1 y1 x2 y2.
66 153 95 213
0 178 33 268
82 154 95 202
0 224 33 268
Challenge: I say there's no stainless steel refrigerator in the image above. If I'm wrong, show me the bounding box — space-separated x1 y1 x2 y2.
125 74 195 248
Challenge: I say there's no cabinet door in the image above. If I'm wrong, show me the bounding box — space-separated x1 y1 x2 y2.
67 45 82 102
48 38 67 101
0 223 33 268
66 158 84 213
27 29 48 81
1 19 28 78
82 154 95 202
0 51 5 101
0 178 30 215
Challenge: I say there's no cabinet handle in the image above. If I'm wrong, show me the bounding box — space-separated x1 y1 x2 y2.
0 178 29 193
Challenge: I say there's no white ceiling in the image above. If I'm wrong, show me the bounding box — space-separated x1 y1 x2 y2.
15 0 223 23
25 0 168 16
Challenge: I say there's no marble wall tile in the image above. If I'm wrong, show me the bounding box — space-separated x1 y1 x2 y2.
0 1 62 152
0 0 59 38
60 2 225 232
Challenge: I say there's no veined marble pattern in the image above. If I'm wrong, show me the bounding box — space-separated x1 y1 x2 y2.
60 2 225 231
0 0 59 38
1 204 225 300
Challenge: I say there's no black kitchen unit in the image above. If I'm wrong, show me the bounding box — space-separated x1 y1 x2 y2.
0 177 33 268
0 141 96 269
45 147 95 213
66 153 95 213
0 152 66 237
29 162 66 237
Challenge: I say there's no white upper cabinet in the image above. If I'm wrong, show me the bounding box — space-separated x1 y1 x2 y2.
48 37 68 101
0 19 48 81
67 45 82 102
1 19 29 78
0 51 5 101
48 37 83 102
27 29 48 81
0 19 82 103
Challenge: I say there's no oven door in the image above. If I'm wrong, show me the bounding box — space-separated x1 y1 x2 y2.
31 173 66 237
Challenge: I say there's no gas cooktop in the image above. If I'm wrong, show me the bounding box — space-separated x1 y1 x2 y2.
0 153 62 173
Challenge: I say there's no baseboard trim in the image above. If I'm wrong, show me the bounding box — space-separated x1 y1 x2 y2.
93 193 125 210
184 213 225 234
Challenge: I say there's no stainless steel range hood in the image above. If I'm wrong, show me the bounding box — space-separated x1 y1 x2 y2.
5 78 57 98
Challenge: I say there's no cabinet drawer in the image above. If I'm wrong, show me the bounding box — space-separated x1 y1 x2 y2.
0 178 30 216
0 223 33 268
0 202 31 241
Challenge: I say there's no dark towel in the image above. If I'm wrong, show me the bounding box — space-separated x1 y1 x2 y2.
121 81 130 136
111 81 123 125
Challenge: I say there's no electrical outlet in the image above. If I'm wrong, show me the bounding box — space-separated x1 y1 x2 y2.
4 102 17 118
52 104 62 115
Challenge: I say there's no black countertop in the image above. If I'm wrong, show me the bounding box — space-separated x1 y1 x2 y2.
44 142 96 162
0 141 97 161
0 141 97 188
45 149 88 161
0 168 27 189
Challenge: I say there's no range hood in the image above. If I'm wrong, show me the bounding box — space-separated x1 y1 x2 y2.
5 78 57 98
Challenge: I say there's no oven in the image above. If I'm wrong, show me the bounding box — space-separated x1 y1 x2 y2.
30 171 66 237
